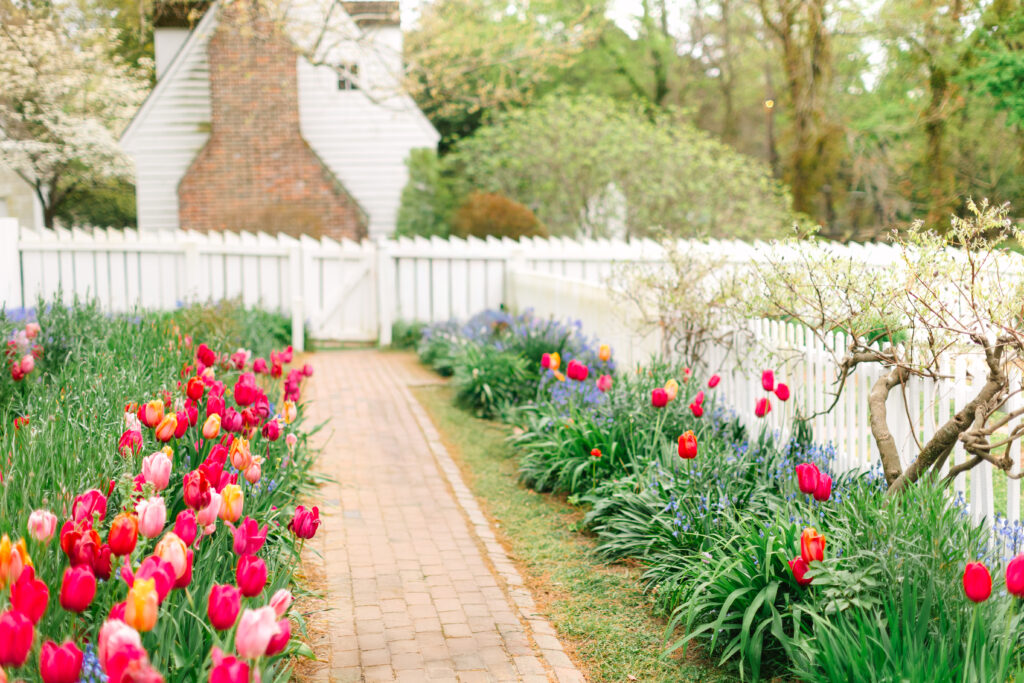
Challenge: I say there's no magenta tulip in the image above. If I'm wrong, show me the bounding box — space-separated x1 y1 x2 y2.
963 562 992 602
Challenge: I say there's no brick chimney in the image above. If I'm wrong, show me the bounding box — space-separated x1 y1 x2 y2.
178 1 367 239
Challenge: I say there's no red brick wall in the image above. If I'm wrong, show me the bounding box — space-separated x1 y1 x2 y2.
178 2 367 240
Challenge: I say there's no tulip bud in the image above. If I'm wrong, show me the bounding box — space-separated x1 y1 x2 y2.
202 414 221 440
963 562 992 602
754 397 771 418
708 374 721 388
664 379 679 401
136 496 167 539
795 463 820 495
0 610 34 667
788 557 812 586
124 578 158 632
186 377 205 401
108 513 139 557
236 555 268 597
142 451 172 491
27 509 57 543
651 388 668 408
219 484 243 523
775 383 791 401
761 369 775 392
598 344 611 362
596 374 613 392
800 528 826 564
813 474 833 502
1007 555 1024 597
174 509 198 547
207 584 242 631
59 565 96 613
288 505 321 540
270 589 293 618
678 431 698 459
39 640 83 683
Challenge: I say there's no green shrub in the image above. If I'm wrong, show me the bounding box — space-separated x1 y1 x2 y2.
395 148 459 238
452 341 532 418
391 319 426 350
450 191 548 239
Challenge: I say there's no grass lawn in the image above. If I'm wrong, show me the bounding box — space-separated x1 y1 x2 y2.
412 384 731 683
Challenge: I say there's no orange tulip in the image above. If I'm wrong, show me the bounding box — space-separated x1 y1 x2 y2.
202 414 221 440
553 371 566 382
549 352 561 372
125 577 158 632
219 485 243 523
154 532 188 580
281 401 297 425
0 536 30 589
229 438 251 471
154 414 178 442
140 400 164 428
664 379 679 402
598 344 611 362
800 527 826 563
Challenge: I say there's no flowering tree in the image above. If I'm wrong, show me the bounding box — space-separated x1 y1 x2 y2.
0 18 149 228
749 200 1024 494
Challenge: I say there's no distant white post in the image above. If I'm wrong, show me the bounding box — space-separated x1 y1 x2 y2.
0 219 23 310
183 239 200 304
504 248 527 310
376 237 395 346
289 245 305 353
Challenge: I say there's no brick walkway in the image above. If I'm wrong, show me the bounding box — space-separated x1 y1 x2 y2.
304 350 585 683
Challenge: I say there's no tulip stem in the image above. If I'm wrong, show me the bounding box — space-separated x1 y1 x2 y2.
962 603 979 683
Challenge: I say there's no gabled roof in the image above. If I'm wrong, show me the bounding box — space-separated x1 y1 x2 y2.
120 2 221 148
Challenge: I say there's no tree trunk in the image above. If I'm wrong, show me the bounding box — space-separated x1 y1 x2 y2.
869 367 908 487
924 64 956 226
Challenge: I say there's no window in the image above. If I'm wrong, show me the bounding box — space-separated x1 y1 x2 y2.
337 62 359 91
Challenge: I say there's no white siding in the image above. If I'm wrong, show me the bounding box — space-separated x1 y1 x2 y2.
298 59 439 237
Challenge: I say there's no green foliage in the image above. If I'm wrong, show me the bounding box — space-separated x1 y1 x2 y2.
450 191 547 239
54 177 138 228
395 148 459 238
447 94 797 239
452 342 532 418
390 319 426 350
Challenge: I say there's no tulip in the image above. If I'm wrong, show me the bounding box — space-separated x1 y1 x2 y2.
60 565 96 612
125 578 158 632
1007 555 1024 597
540 353 551 369
186 401 199 426
154 413 178 442
97 619 142 670
270 589 293 618
0 610 33 667
281 400 298 425
175 550 194 589
651 388 668 408
800 528 826 563
220 484 243 523
0 536 27 589
11 567 48 624
596 374 613 392
109 602 126 622
118 429 143 457
813 474 833 502
207 584 242 631
236 607 278 659
795 463 820 495
755 397 771 418
196 343 216 367
598 344 611 362
289 505 321 540
133 556 176 603
553 371 565 382
94 544 113 581
233 376 258 407
230 517 268 556
664 378 679 401
236 555 268 597
302 362 313 376
689 402 703 417
775 383 791 402
28 509 57 543
10 364 23 381
788 556 813 586
678 431 698 459
590 448 601 458
253 358 268 374
39 640 83 683
229 438 252 471
173 410 188 439
25 322 40 339
136 497 167 539
708 374 721 388
207 395 225 420
183 470 212 510
108 513 139 557
266 618 291 656
154 532 188 580
761 369 775 392
963 562 992 602
549 352 561 372
261 419 281 441
244 463 262 484
142 451 172 491
231 349 249 370
174 509 198 547
201 414 221 440
186 376 205 401
286 433 298 450
139 400 164 428
72 489 108 524
209 647 251 683
198 490 222 528
20 354 34 374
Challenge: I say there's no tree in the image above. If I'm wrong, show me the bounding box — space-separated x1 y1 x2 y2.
395 148 458 238
750 199 1024 494
0 17 149 228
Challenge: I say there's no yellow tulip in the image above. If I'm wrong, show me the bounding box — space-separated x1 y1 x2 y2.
598 344 611 362
219 484 244 523
549 352 561 371
282 401 297 425
125 578 159 632
230 438 252 471
664 378 679 402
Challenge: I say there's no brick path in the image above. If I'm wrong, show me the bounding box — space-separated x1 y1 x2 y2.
304 350 585 683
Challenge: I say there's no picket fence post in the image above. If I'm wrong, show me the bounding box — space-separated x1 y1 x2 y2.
0 219 22 310
376 237 395 346
289 245 305 353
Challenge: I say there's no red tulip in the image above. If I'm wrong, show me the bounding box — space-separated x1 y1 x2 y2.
288 505 321 540
261 419 281 441
708 374 721 388
813 474 833 502
10 567 48 624
689 402 703 417
72 489 107 525
40 640 83 683
253 358 268 374
118 429 143 457
761 369 775 392
678 431 698 459
186 377 205 401
795 463 820 495
60 565 96 613
108 513 139 557
236 555 268 597
233 375 258 407
775 383 791 401
174 509 198 547
590 448 601 458
755 397 771 418
800 528 826 563
788 556 812 586
963 562 992 602
1007 555 1024 597
208 585 242 631
183 470 212 510
209 647 251 683
651 388 668 408
0 610 34 667
265 619 291 656
196 343 216 367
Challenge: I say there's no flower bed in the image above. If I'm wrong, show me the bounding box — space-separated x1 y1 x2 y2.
419 309 1024 681
0 300 322 683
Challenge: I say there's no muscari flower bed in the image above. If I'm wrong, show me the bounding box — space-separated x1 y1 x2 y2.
0 301 322 683
418 309 1024 682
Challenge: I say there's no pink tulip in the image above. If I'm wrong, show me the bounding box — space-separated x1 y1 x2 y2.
39 640 83 683
761 369 775 392
244 463 261 484
236 556 268 597
20 355 34 375
265 619 291 656
25 323 40 339
776 383 791 402
28 509 57 543
208 585 242 631
235 607 278 659
229 517 268 556
174 509 198 547
118 429 143 458
755 397 771 418
197 490 222 528
596 374 613 392
141 452 172 491
270 589 293 618
1007 555 1024 597
136 497 167 539
288 505 320 540
0 610 34 667
59 565 96 613
72 489 107 525
708 374 721 388
209 647 251 683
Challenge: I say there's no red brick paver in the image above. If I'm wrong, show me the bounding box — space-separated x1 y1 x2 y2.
305 351 585 683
